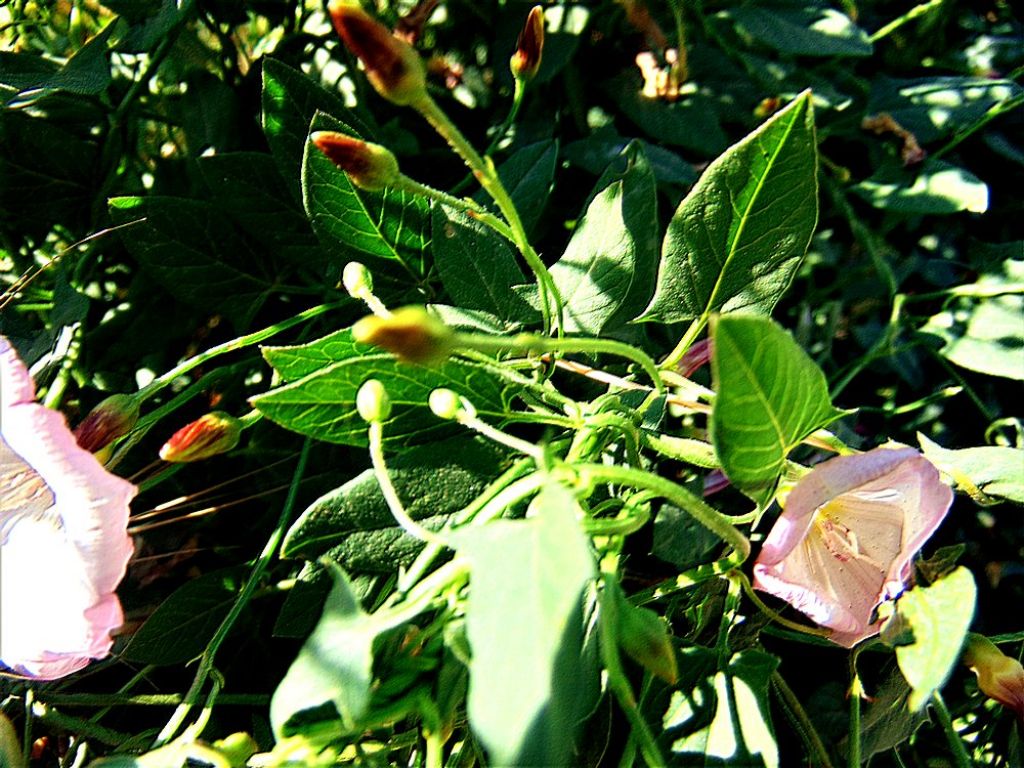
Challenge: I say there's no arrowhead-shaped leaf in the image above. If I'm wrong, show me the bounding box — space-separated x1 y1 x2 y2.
639 91 818 324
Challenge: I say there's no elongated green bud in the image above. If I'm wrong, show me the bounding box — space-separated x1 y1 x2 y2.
311 131 400 191
328 0 428 106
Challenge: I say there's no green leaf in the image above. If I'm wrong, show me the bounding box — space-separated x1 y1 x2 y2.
121 569 243 665
109 196 272 327
261 58 373 201
653 503 722 570
919 435 1024 505
868 76 1022 144
854 665 929 760
663 649 780 768
564 129 698 187
550 143 658 334
456 482 599 766
262 328 368 383
433 206 533 322
640 91 818 324
894 567 977 711
711 315 845 505
253 342 514 447
303 112 432 280
270 563 376 737
724 4 872 58
918 258 1024 379
852 159 988 214
199 151 327 274
491 139 558 237
282 436 511 559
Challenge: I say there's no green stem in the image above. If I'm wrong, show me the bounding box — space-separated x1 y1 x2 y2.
772 671 835 768
456 332 665 395
136 300 347 402
395 174 516 243
368 421 449 547
848 648 864 768
660 317 707 371
732 572 832 638
571 463 750 560
411 93 563 334
153 439 312 746
599 575 666 767
869 0 944 43
931 693 971 768
933 92 1024 160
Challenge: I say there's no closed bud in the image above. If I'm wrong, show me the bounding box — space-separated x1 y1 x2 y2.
328 0 428 106
963 633 1024 724
352 306 454 365
160 412 242 463
617 600 678 685
212 733 258 768
429 388 462 420
74 394 140 453
311 131 400 191
343 261 374 297
510 6 544 81
357 379 392 423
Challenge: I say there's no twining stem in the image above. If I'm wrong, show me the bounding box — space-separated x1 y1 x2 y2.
410 93 563 334
869 0 944 43
455 331 665 395
730 571 832 638
660 316 707 371
847 647 865 768
153 439 312 747
931 693 972 768
771 671 836 768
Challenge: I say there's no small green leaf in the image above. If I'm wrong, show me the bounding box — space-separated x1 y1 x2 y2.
303 112 432 280
433 206 532 322
919 435 1024 505
564 129 698 186
918 258 1024 380
640 91 818 324
854 665 929 760
550 143 658 334
852 159 988 214
664 649 780 768
253 343 514 447
122 569 243 665
262 329 369 383
109 195 272 328
282 436 511 560
894 567 977 712
270 563 375 737
456 482 599 766
711 315 845 505
724 4 872 58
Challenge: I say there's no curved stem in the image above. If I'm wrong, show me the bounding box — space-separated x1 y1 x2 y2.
731 571 832 638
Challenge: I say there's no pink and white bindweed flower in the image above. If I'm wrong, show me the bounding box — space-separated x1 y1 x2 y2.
0 336 136 679
753 447 953 648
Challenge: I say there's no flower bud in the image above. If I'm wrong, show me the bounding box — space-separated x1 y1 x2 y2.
343 261 374 297
74 394 140 453
617 600 678 684
311 131 400 191
357 379 392 423
429 388 462 420
159 412 242 463
510 6 544 82
963 633 1024 724
212 732 259 768
352 306 454 365
328 0 428 106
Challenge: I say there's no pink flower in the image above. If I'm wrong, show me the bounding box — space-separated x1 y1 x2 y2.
753 447 953 648
1 336 136 679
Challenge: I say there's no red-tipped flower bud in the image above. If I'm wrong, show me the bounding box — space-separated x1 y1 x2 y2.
328 0 428 106
160 412 242 463
74 394 140 453
351 306 454 365
510 6 544 81
963 633 1024 724
311 131 400 191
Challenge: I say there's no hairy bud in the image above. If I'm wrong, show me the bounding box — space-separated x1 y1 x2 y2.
357 379 393 423
311 131 400 191
74 394 140 453
352 307 454 365
963 633 1024 724
510 6 544 81
160 412 242 463
328 0 428 106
